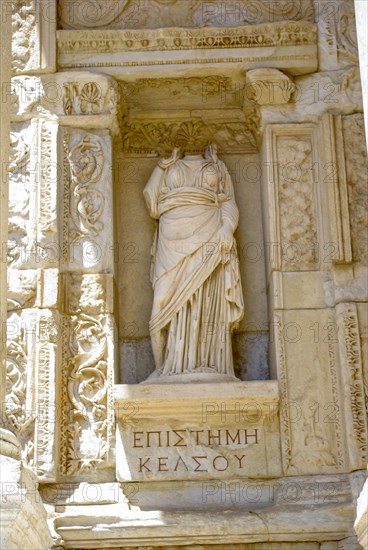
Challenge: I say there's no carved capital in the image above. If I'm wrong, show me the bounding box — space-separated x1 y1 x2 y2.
11 72 124 125
245 69 295 106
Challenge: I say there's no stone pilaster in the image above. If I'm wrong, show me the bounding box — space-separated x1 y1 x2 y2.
9 71 122 487
0 2 58 549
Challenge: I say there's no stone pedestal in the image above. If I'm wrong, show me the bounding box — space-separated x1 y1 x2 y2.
115 381 281 482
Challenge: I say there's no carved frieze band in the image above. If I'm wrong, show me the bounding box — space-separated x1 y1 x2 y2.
57 21 317 54
341 114 368 265
59 0 314 30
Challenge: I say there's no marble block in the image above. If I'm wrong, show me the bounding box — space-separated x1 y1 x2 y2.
115 381 281 482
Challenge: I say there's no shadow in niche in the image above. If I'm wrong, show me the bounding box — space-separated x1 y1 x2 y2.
120 334 270 384
233 332 270 381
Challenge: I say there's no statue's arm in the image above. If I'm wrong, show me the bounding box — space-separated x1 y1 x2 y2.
220 166 239 232
143 165 164 219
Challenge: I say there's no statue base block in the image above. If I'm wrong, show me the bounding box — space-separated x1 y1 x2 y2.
115 381 281 482
140 371 241 384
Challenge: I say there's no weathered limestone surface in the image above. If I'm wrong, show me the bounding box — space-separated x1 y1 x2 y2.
3 0 368 548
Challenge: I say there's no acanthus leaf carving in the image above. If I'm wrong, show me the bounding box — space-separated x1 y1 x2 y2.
62 80 119 116
121 117 257 155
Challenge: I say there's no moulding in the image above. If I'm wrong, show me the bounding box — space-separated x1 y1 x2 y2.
57 22 317 76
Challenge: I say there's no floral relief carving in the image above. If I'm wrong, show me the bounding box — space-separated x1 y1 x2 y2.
6 313 36 467
35 314 59 479
67 134 105 243
61 314 113 476
6 330 28 432
8 121 59 269
276 137 319 270
63 81 119 116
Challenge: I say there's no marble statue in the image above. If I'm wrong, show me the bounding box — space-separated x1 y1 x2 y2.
143 144 244 382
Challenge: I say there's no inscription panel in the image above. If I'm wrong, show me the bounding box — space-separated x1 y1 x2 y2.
115 382 281 482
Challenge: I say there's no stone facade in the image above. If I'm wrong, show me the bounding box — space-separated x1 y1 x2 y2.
1 1 367 549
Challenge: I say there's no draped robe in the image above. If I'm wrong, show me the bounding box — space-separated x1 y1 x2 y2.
143 155 244 378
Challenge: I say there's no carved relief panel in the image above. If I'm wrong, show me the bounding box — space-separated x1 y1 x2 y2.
61 128 115 273
8 119 59 271
263 124 323 273
6 308 60 481
60 313 115 478
275 307 367 475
